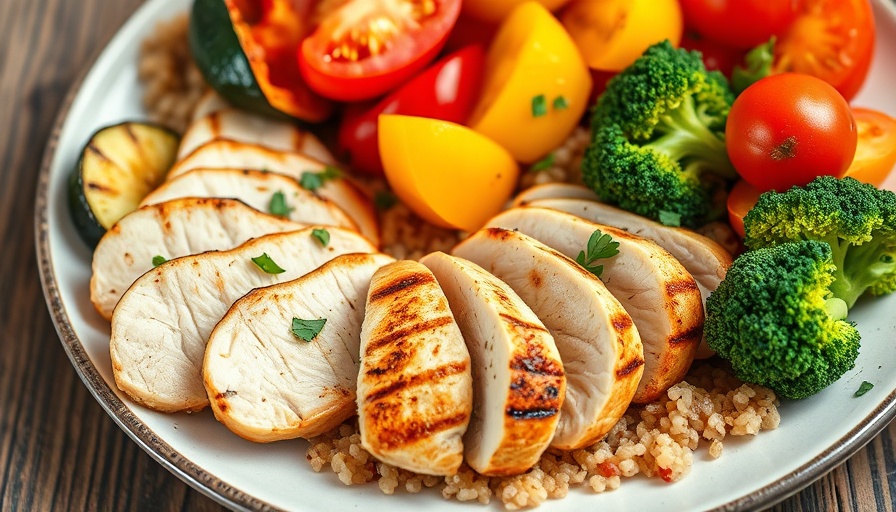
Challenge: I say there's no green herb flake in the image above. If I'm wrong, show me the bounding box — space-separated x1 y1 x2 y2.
575 229 620 278
300 166 342 192
531 94 548 117
529 153 555 173
291 317 327 342
552 95 569 111
311 228 330 247
854 381 874 397
152 255 167 267
658 210 682 227
251 253 286 274
268 190 294 218
374 191 398 211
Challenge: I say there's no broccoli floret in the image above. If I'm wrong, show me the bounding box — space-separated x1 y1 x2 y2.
705 240 860 400
744 176 896 308
582 41 737 227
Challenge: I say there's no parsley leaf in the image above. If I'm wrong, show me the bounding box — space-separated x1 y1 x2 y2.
552 95 569 110
291 317 326 342
152 255 167 267
529 153 555 173
854 381 874 397
268 190 294 217
531 94 548 117
251 253 285 274
311 228 330 247
658 210 682 227
575 229 620 278
300 166 342 192
374 191 398 211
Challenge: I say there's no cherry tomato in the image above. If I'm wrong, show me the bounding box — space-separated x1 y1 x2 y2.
727 180 764 239
844 108 896 187
559 0 683 72
773 0 875 101
338 46 486 176
679 31 746 79
726 74 857 193
297 0 461 102
679 0 803 50
443 14 497 52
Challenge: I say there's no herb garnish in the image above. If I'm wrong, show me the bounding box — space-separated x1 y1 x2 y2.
529 153 555 172
311 228 330 247
854 381 874 397
575 229 620 278
251 253 285 274
531 94 548 117
553 95 569 110
658 210 682 227
152 255 167 267
291 317 327 342
300 166 342 192
269 190 294 217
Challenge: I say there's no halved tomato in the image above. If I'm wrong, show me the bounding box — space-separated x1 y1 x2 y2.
298 0 462 102
773 0 875 101
727 179 764 239
844 108 896 186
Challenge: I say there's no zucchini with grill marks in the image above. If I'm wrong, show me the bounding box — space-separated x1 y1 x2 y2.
68 122 179 247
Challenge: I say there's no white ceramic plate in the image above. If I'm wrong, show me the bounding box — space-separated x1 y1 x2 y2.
36 1 896 510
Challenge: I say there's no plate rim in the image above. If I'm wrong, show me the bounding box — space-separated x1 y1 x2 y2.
33 1 896 511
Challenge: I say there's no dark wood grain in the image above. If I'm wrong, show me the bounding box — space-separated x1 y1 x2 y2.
2 0 894 511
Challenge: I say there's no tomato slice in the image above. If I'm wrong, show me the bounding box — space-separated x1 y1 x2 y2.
727 179 764 239
844 108 896 187
338 45 486 176
773 0 875 101
298 0 461 102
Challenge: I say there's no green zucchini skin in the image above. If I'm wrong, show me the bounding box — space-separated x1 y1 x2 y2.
68 157 106 248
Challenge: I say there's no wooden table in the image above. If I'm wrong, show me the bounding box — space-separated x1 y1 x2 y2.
2 0 894 510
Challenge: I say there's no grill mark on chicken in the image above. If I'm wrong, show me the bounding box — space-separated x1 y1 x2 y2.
368 272 435 302
509 347 565 377
498 312 550 334
506 407 559 420
668 324 704 345
364 361 468 404
363 316 454 356
366 411 470 449
616 357 645 378
610 312 634 332
665 278 699 296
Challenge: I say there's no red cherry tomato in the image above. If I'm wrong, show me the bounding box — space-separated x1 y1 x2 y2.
679 0 803 50
726 73 857 193
679 31 746 79
773 0 875 101
298 0 461 102
727 179 764 239
338 45 486 176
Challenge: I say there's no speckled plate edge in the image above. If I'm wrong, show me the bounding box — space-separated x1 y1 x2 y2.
33 1 896 511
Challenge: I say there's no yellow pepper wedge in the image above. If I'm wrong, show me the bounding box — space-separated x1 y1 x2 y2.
379 115 519 232
468 2 592 164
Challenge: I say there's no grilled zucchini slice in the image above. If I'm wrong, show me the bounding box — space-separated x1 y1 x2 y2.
68 122 179 247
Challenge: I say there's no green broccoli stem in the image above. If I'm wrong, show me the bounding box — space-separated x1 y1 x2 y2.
829 237 896 308
644 95 737 180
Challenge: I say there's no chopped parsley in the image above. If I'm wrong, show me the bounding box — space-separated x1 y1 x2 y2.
658 210 682 227
251 253 285 274
374 191 398 211
300 166 342 192
854 381 874 397
268 191 294 218
291 317 327 342
552 95 569 110
575 229 620 278
311 228 330 247
152 255 167 267
529 153 555 173
531 94 548 117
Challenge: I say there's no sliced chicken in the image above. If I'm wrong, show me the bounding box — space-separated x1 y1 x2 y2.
166 139 379 245
527 198 733 359
358 260 472 475
91 197 303 320
512 183 600 207
453 228 643 450
190 90 231 121
486 207 703 403
177 108 335 163
140 168 357 232
420 252 565 476
110 227 376 413
205 253 395 442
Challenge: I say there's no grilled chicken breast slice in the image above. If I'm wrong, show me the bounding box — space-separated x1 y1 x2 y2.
91 197 303 320
420 252 565 476
527 198 732 359
165 139 379 246
140 168 357 231
205 253 395 442
110 227 376 413
358 260 472 475
453 228 643 450
511 183 601 207
190 90 230 121
486 207 703 403
177 108 335 163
